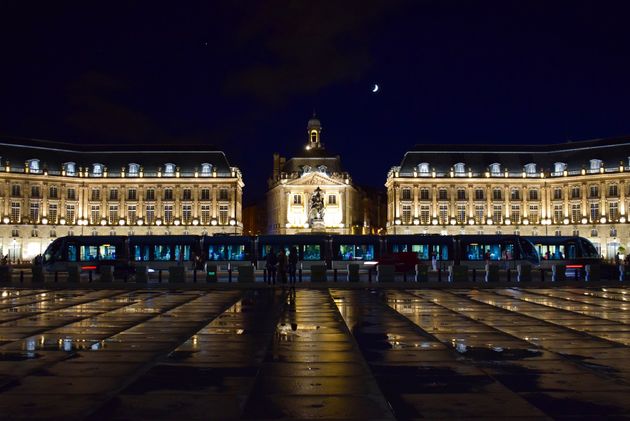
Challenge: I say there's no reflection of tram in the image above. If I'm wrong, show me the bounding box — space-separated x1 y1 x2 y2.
526 236 601 271
383 235 539 269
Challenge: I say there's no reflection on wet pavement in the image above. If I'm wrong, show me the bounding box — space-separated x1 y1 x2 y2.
0 286 627 419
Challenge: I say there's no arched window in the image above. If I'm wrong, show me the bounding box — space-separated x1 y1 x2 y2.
92 163 103 176
418 163 430 176
489 163 501 176
524 163 537 175
164 163 175 176
128 163 140 176
454 162 465 176
553 162 566 175
201 163 212 176
64 162 76 176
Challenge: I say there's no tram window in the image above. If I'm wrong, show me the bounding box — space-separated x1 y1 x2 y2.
411 244 429 260
392 244 408 253
303 245 321 260
208 245 227 260
229 245 246 260
465 243 500 260
174 245 190 261
154 245 172 261
580 239 599 258
339 244 374 260
80 246 98 261
99 245 117 260
133 245 150 261
67 244 78 262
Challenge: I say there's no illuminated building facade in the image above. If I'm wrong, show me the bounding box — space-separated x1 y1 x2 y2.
266 116 364 234
0 138 243 260
387 138 630 258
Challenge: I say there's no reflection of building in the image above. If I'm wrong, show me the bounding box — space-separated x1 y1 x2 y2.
0 138 243 261
387 138 630 259
266 115 364 234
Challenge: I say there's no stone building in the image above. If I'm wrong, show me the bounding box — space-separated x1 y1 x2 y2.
266 116 364 234
0 137 243 261
386 137 630 259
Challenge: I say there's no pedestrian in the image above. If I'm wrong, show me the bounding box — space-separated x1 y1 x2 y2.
431 252 437 271
278 249 288 285
266 247 277 285
288 246 298 285
615 252 620 265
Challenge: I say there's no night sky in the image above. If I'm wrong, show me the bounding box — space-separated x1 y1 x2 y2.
2 1 630 204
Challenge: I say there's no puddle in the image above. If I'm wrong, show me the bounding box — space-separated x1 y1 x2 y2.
456 346 543 361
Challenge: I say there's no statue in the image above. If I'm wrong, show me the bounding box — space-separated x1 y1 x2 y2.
309 187 325 224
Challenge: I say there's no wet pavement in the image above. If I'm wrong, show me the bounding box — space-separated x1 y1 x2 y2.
0 286 627 419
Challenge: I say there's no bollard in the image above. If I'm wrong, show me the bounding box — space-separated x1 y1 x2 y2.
472 268 476 283
437 267 442 282
158 269 163 283
263 268 267 283
298 268 302 282
54 271 59 283
403 271 407 283
193 269 197 283
334 268 338 282
88 270 93 283
506 268 511 283
368 267 372 283
20 271 24 283
540 268 545 282
228 267 232 283
32 266 45 283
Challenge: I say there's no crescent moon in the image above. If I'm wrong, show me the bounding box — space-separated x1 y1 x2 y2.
372 84 379 93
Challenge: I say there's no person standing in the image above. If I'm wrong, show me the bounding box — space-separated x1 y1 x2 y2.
278 249 288 285
266 247 277 285
288 246 298 285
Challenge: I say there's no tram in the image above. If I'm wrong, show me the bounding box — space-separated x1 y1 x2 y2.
526 236 601 272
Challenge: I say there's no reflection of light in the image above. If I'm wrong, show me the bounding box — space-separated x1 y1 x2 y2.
26 339 36 351
1 291 7 298
63 339 72 351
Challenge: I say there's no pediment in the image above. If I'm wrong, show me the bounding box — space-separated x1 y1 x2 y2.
287 172 346 186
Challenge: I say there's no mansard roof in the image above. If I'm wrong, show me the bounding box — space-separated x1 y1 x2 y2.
0 136 234 176
399 136 630 175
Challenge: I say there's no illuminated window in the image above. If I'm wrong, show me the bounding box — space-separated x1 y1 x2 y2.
48 204 57 224
524 163 536 175
90 205 100 224
492 204 502 224
589 159 602 172
219 205 229 224
402 204 411 224
609 202 618 221
66 204 75 224
11 201 20 223
528 204 539 224
590 203 599 221
27 159 41 173
128 163 140 176
92 163 103 176
553 162 566 175
457 205 466 223
201 163 212 176
553 204 563 223
163 204 173 224
108 205 118 224
418 162 430 176
511 205 520 224
439 204 448 224
454 162 465 176
571 204 581 223
164 163 176 176
64 162 76 176
145 205 155 224
127 205 137 224
420 205 430 224
490 163 501 176
182 204 192 224
201 205 210 224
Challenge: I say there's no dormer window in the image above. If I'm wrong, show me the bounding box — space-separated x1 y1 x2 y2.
64 162 76 176
589 159 602 172
454 162 465 176
524 163 536 175
27 159 41 173
553 162 566 175
317 165 328 174
201 163 212 176
489 163 501 176
164 163 175 177
418 163 430 176
128 163 140 176
92 163 103 177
